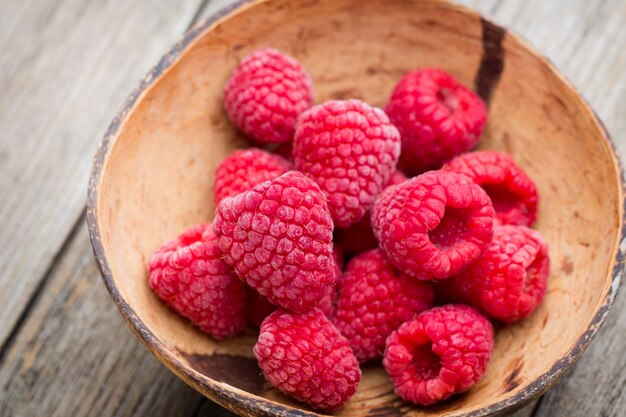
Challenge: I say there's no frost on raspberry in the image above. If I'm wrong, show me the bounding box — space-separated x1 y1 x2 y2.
333 249 434 362
372 171 494 280
254 309 361 410
213 148 292 204
246 246 342 327
148 223 247 340
213 171 336 312
439 225 550 322
224 48 314 144
385 68 487 175
443 151 538 226
383 304 494 406
294 99 401 228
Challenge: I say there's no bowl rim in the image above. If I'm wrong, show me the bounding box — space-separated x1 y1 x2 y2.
86 0 625 415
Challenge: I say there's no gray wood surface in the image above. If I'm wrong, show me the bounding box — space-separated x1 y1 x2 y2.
0 1 624 416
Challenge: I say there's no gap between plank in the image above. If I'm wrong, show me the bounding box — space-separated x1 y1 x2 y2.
530 395 545 417
191 397 208 417
188 0 212 31
0 208 87 365
0 0 213 370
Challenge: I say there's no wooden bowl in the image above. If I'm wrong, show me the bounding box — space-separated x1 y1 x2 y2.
87 0 624 415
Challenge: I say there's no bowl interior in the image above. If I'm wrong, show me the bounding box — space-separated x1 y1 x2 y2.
91 0 622 415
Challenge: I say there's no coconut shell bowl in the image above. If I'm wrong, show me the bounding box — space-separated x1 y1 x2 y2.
86 0 624 415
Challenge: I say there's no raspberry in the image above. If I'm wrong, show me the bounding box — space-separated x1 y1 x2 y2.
294 99 401 228
214 148 293 204
148 223 246 340
383 304 494 406
246 246 342 327
334 170 408 257
438 225 550 322
254 309 361 410
333 249 434 362
443 151 538 226
386 169 411 188
372 171 494 280
385 68 487 175
224 48 314 144
213 171 336 312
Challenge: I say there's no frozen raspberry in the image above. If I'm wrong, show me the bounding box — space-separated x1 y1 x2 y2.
383 304 494 406
386 68 487 175
438 225 550 322
213 171 336 312
294 99 401 228
334 170 408 257
224 48 313 144
443 151 538 226
214 148 293 204
386 169 410 188
372 171 494 280
246 247 342 327
148 223 246 340
333 249 434 362
254 309 361 410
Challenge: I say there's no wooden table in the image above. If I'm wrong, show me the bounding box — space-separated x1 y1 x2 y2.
1 1 624 416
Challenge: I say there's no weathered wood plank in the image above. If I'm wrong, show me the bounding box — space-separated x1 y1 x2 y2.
0 0 205 346
479 1 626 416
0 224 207 417
1 0 624 417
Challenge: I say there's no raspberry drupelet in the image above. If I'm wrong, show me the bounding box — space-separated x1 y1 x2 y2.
213 171 336 312
443 151 539 226
254 309 361 410
372 171 494 280
148 223 247 340
437 225 550 322
293 99 401 228
213 148 293 204
246 245 343 327
333 249 434 363
224 48 314 144
385 68 487 175
383 304 494 406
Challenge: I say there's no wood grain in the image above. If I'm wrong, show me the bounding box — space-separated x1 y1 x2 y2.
0 0 205 346
89 0 622 416
488 1 626 416
0 1 624 417
0 224 206 417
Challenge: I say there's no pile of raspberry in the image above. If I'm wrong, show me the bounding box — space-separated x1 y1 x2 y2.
147 48 550 411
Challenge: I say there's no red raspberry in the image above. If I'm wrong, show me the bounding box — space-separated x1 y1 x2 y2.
224 48 313 144
148 223 246 340
438 225 550 322
334 170 408 257
293 99 401 228
443 151 539 226
213 171 336 312
214 148 293 204
254 309 361 410
383 304 494 406
386 68 487 175
372 171 494 280
246 246 343 327
333 249 434 363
